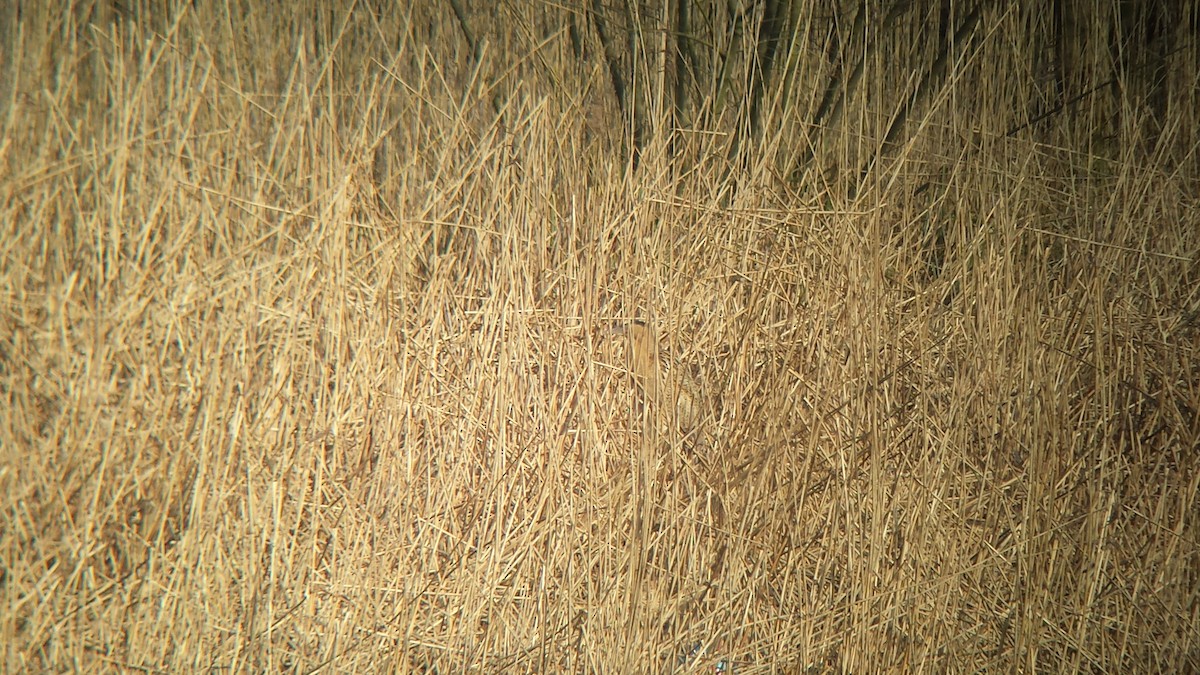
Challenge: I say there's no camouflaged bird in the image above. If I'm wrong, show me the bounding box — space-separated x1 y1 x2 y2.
606 320 711 450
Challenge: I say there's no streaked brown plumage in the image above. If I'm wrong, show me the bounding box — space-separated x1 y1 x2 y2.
606 320 708 444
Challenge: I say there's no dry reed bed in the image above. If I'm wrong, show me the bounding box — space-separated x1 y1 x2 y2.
1 4 1197 673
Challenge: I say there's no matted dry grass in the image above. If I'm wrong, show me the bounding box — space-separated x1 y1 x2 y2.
2 3 1197 673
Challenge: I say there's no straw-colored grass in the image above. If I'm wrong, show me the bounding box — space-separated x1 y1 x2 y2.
2 2 1197 673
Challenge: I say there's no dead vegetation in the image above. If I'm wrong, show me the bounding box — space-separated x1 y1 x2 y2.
1 1 1197 673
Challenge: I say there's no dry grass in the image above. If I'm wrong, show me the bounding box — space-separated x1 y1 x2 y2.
2 2 1198 673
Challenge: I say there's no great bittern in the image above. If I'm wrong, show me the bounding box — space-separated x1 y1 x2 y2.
606 320 708 445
